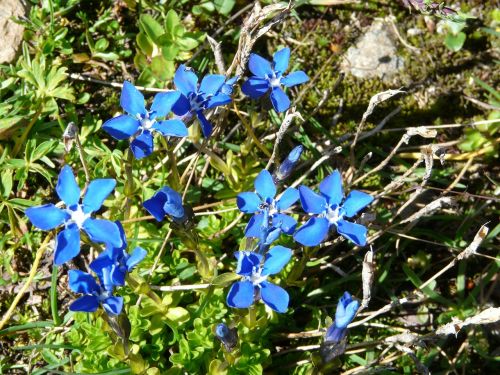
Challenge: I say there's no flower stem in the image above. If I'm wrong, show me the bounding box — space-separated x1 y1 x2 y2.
50 265 62 326
233 102 271 157
12 106 43 157
124 149 134 219
0 234 52 330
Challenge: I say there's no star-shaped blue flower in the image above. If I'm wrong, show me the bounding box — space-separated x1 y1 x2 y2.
90 221 147 286
172 65 234 138
226 246 292 313
143 186 185 222
68 268 123 316
25 165 122 265
102 81 188 159
294 170 373 247
325 291 360 343
242 47 309 113
237 169 299 243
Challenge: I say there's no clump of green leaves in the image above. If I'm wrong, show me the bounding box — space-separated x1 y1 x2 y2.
135 10 205 86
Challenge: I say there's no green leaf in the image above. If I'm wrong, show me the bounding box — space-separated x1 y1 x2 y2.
444 31 466 52
94 38 109 52
136 32 154 56
211 272 240 287
165 9 180 38
166 307 190 326
177 37 199 51
140 14 164 42
161 44 179 60
214 0 236 16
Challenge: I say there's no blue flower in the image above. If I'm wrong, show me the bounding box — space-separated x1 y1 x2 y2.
25 165 122 265
242 47 309 113
324 292 359 343
226 246 292 313
90 221 147 286
102 81 188 159
172 65 234 138
68 269 123 316
237 169 299 241
293 170 373 247
275 145 303 182
143 186 186 222
215 323 238 352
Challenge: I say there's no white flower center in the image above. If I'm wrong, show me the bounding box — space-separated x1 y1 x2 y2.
67 204 90 229
325 205 344 225
245 266 268 286
140 117 155 130
267 73 282 88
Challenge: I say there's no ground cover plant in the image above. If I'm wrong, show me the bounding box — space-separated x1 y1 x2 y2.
0 0 499 374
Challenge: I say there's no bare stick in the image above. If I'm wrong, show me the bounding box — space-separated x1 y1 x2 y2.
151 284 211 292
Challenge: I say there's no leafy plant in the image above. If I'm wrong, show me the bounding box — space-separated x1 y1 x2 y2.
135 10 205 86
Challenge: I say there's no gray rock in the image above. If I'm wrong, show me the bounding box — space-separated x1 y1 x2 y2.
341 21 404 80
0 0 25 64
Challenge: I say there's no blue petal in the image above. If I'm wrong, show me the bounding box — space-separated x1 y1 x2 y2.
262 245 292 276
143 190 166 221
336 300 360 328
56 165 80 206
227 281 254 309
102 115 140 140
172 94 191 116
260 281 289 313
150 91 181 118
254 170 276 201
234 251 263 276
241 77 269 99
336 220 368 246
110 267 126 286
236 192 261 213
25 204 68 230
342 191 374 218
270 87 291 113
82 218 122 247
298 186 327 214
281 71 309 87
89 252 114 278
143 186 184 220
68 269 100 294
174 64 198 96
248 53 273 78
54 224 81 265
152 119 188 137
271 213 296 235
263 227 281 245
244 213 266 238
319 170 344 206
293 217 330 247
325 325 346 343
126 247 147 271
273 47 290 74
130 131 154 159
162 187 185 218
218 76 238 96
206 93 232 109
99 264 115 292
120 81 146 117
196 111 213 138
199 75 226 96
276 187 299 210
113 220 128 251
69 295 99 313
102 296 123 316
82 179 116 213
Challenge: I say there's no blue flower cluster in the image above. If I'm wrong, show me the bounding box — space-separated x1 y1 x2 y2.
25 166 147 316
232 149 373 313
102 48 308 159
237 169 373 249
